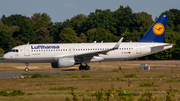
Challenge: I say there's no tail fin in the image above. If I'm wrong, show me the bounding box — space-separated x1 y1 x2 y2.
137 15 169 43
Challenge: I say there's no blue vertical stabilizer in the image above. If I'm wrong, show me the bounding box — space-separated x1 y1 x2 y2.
137 15 169 43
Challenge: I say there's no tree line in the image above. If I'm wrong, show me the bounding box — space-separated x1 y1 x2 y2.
0 5 180 60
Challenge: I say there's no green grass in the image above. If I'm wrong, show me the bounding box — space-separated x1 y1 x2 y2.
0 90 25 96
138 82 159 87
50 86 78 90
159 75 168 78
124 74 137 78
0 67 13 68
0 62 180 100
81 74 91 78
71 75 78 78
22 73 51 78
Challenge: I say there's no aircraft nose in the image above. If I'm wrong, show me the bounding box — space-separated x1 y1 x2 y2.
3 54 6 59
3 53 9 60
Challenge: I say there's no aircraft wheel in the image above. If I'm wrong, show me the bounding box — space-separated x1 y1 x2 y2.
85 65 90 70
25 68 29 72
79 65 83 70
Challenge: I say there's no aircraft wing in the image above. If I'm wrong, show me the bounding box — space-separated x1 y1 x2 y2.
64 37 123 60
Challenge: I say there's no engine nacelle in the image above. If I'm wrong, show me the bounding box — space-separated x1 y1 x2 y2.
51 58 75 68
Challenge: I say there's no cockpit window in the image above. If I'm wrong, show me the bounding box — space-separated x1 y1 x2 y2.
10 49 18 52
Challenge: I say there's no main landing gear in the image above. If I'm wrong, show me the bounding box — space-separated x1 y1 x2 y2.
25 63 29 72
79 64 90 70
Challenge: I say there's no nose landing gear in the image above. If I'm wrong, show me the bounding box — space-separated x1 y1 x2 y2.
25 63 29 72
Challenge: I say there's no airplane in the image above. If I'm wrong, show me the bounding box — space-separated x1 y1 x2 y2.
3 15 173 72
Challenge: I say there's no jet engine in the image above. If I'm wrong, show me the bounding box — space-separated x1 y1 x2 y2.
51 58 75 68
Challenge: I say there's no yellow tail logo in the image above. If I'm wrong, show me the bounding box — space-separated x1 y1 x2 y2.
153 23 165 35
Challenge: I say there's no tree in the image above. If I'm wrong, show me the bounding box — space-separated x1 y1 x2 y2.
0 48 4 54
36 27 53 43
162 9 180 32
132 12 154 37
88 28 118 42
13 37 24 46
0 21 14 52
31 13 52 29
31 13 53 44
49 22 63 43
1 14 28 27
18 19 36 44
77 33 87 43
122 30 141 42
113 5 134 36
84 9 115 35
59 28 77 43
70 14 87 36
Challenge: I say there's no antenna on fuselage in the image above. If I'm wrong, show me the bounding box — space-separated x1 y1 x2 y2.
27 42 29 45
101 41 103 43
94 41 96 43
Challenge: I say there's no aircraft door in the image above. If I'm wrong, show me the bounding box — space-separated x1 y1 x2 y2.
136 44 141 54
24 45 30 56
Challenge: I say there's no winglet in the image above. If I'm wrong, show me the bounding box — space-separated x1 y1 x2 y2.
113 37 123 49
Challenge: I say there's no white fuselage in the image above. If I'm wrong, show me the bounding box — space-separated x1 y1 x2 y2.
3 42 173 63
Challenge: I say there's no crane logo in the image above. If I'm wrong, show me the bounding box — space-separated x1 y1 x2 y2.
153 23 165 35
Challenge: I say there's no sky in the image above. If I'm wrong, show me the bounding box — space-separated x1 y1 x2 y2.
0 0 180 23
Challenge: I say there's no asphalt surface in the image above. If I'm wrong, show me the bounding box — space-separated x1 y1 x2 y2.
1 67 180 78
0 70 75 78
0 68 145 78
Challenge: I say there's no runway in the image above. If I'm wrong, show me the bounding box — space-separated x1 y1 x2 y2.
0 68 144 78
2 68 179 78
0 60 179 78
0 70 75 78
